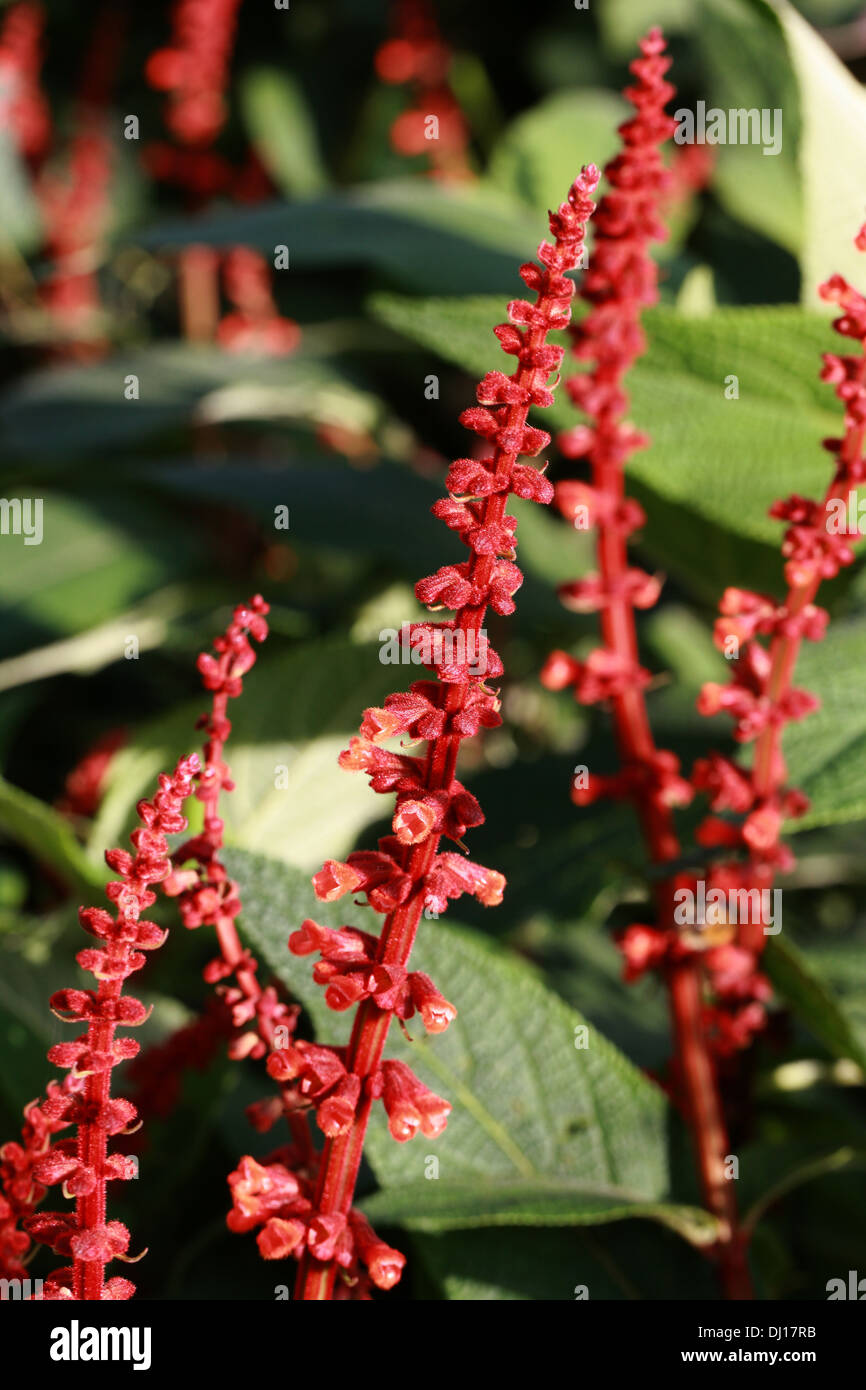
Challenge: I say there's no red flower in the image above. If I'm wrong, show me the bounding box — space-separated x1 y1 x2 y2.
0 1077 84 1279
0 2 51 159
146 0 243 147
56 728 126 820
217 247 301 358
373 0 471 180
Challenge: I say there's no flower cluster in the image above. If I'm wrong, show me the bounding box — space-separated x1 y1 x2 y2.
56 728 126 821
216 247 301 357
542 35 864 1296
36 119 113 350
1 5 119 355
540 30 849 1071
22 756 199 1300
251 165 599 1300
374 0 470 179
146 0 242 147
154 597 353 1265
0 1 50 160
0 1077 82 1279
226 1152 405 1298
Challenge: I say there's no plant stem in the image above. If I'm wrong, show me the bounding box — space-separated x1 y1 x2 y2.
74 1018 112 1300
589 453 753 1297
178 244 219 343
666 955 752 1299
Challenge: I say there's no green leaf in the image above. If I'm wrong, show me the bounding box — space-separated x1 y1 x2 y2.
696 0 866 301
769 0 866 304
0 774 105 894
0 125 42 254
763 932 866 1071
414 1222 717 1300
0 346 384 459
743 1146 861 1234
695 0 802 256
0 492 206 659
599 0 695 53
599 303 840 544
0 912 75 1117
0 585 189 693
141 459 449 577
486 89 627 212
239 68 328 197
90 639 398 874
228 849 716 1246
137 180 550 296
783 617 866 831
361 1178 718 1245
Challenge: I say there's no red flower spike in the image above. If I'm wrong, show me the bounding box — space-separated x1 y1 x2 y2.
146 0 242 147
22 756 199 1299
544 30 759 1301
373 0 471 182
160 598 305 1098
286 166 599 1301
0 4 51 160
677 227 866 1283
695 228 866 887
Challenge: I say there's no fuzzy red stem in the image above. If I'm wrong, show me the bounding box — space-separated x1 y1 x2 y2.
74 1020 112 1301
185 602 315 1161
594 543 751 1294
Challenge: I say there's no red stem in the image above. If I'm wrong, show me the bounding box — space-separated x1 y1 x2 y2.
590 457 752 1298
75 1014 114 1300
